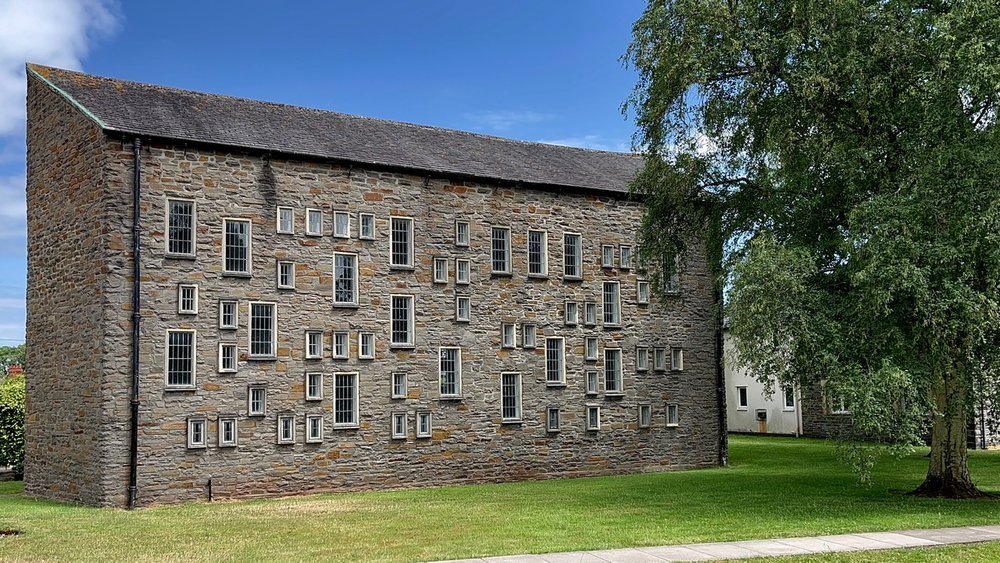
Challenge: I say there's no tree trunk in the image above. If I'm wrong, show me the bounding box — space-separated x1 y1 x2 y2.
909 373 989 499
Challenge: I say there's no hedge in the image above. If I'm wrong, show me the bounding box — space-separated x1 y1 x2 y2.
0 374 25 478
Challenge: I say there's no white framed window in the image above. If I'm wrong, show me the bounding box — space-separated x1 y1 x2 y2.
390 295 415 347
491 227 512 274
636 347 649 371
218 343 237 374
456 259 471 284
736 386 749 410
359 332 375 359
333 252 359 306
654 347 667 371
501 372 522 422
334 211 350 238
665 253 681 293
416 411 432 438
546 407 560 432
391 372 407 399
223 219 252 275
521 323 537 348
637 281 650 305
829 392 850 415
177 284 198 315
563 233 582 279
332 331 349 359
166 199 196 257
359 212 375 240
639 404 651 428
277 414 295 445
248 302 276 358
306 208 323 236
334 372 359 428
783 386 796 411
605 348 623 394
602 245 615 268
585 337 598 361
527 229 548 277
545 337 565 385
166 330 196 389
620 245 633 270
187 417 207 449
586 370 599 395
390 216 414 268
306 372 323 401
584 301 597 326
565 301 579 326
586 405 600 431
666 404 680 426
248 385 267 417
455 220 470 247
455 296 471 322
306 414 324 443
305 330 323 359
277 206 294 235
391 412 407 439
603 282 621 326
501 323 515 348
218 416 238 448
433 257 448 283
671 348 684 371
219 300 238 330
439 347 462 398
277 261 295 290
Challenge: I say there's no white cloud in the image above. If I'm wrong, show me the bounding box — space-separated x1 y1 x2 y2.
536 135 630 153
0 0 119 135
464 110 555 132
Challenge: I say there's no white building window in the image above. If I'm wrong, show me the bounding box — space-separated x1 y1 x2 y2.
333 332 349 359
166 330 196 389
306 208 323 236
223 219 252 276
603 282 621 326
360 213 375 240
565 301 579 326
639 404 651 428
501 323 515 348
359 332 375 359
334 211 350 238
390 216 414 268
666 404 680 426
545 337 565 385
277 261 295 290
439 347 462 398
671 348 684 371
584 301 597 326
637 281 650 305
620 245 633 270
605 348 623 394
521 323 537 348
455 220 470 247
491 227 512 274
563 233 582 279
602 245 615 268
248 386 267 417
306 414 324 443
277 415 295 444
783 386 796 411
334 253 359 306
416 411 432 438
187 417 207 449
391 372 407 399
501 372 522 422
736 386 749 410
636 347 649 371
277 206 294 234
586 406 600 431
219 300 238 330
305 330 323 359
546 408 560 432
391 412 407 439
248 302 276 358
218 343 237 374
218 416 238 448
586 370 599 395
390 295 415 347
585 337 598 361
456 259 471 284
654 347 667 371
177 284 198 315
306 372 323 401
455 296 471 322
527 229 548 277
433 257 448 283
334 372 359 428
167 199 196 257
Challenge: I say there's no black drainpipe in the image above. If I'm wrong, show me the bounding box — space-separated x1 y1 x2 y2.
127 137 142 509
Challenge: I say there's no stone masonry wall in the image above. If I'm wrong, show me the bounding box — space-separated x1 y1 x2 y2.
800 383 852 439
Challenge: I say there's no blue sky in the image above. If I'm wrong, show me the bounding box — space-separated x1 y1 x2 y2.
0 0 647 345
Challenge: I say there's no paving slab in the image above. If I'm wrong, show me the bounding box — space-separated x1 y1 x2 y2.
683 542 768 559
585 548 667 562
636 546 715 561
730 540 813 556
775 536 859 553
856 532 940 548
814 534 898 551
899 526 1000 545
483 556 551 563
536 552 614 563
970 525 1000 535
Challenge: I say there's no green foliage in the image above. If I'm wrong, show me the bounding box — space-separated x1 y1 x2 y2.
0 344 24 373
0 374 25 476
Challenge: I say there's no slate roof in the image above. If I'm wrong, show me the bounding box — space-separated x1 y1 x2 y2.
28 64 642 195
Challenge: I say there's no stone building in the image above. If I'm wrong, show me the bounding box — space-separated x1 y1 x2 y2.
25 64 725 507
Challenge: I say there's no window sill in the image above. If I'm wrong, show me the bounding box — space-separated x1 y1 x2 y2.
526 274 549 280
736 407 749 411
165 386 196 392
222 272 252 279
332 303 360 309
333 424 360 430
359 356 375 361
305 397 323 402
433 280 448 285
248 414 265 418
247 355 277 362
416 434 432 439
605 392 625 399
217 370 237 375
439 396 463 401
546 382 567 388
585 357 597 362
390 265 416 271
305 232 323 238
546 428 561 434
782 408 796 412
563 276 583 282
277 286 296 291
333 234 350 239
637 302 650 307
491 271 514 277
178 311 198 315
390 395 406 400
360 236 376 241
564 323 578 328
455 319 470 324
456 281 471 286
331 356 349 361
305 356 322 361
277 230 294 236
389 344 416 350
602 324 622 330
220 326 238 331
501 419 523 425
187 445 207 450
165 253 196 261
218 443 237 449
666 423 680 428
305 439 324 444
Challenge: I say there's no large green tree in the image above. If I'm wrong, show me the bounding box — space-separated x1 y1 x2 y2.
625 0 1000 497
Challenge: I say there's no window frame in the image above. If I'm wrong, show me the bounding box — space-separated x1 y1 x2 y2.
389 216 415 269
636 347 649 371
187 417 207 449
222 218 252 276
391 412 408 439
563 233 583 279
359 332 375 360
438 347 463 399
602 244 615 269
639 404 652 428
500 372 522 423
637 280 650 305
389 294 415 348
391 372 408 399
586 405 601 431
584 301 597 326
585 337 599 361
491 226 512 275
247 301 277 359
165 198 197 258
501 323 515 349
545 337 566 386
219 300 238 330
359 212 376 240
521 323 537 348
432 256 449 284
333 372 360 429
305 330 323 359
332 331 349 360
671 348 684 371
276 261 295 290
218 416 238 448
247 385 267 417
218 342 237 374
305 207 323 237
455 220 471 247
546 407 561 433
177 284 199 315
416 411 432 438
666 403 680 427
276 206 294 235
333 211 351 238
585 370 599 395
736 386 749 410
277 414 295 445
455 296 471 323
306 372 324 401
564 301 579 326
604 348 623 395
654 347 667 371
306 414 324 443
603 281 621 327
619 245 633 270
783 386 796 411
455 258 471 285
527 229 548 277
165 329 196 390
333 252 360 307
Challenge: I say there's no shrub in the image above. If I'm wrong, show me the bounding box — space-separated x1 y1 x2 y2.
0 375 25 478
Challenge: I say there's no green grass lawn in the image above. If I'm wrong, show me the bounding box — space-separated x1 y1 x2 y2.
0 435 997 562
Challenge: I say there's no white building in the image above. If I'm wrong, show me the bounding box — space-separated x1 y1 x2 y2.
724 330 802 435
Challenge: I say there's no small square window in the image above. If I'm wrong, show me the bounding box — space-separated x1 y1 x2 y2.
178 284 198 315
455 296 471 322
219 300 238 329
620 245 633 270
666 404 680 426
639 404 651 428
433 257 448 284
359 332 375 360
455 221 470 246
521 323 536 348
546 407 561 433
636 347 649 371
637 281 650 305
187 417 207 449
584 302 597 326
334 211 350 238
586 406 600 431
306 208 323 236
248 386 267 417
218 343 237 374
456 259 471 284
585 370 599 395
277 415 295 444
736 386 748 410
654 348 667 371
671 348 684 371
277 206 294 234
391 412 408 439
585 337 598 361
416 411 432 438
391 372 407 399
305 330 323 359
333 332 349 359
602 245 615 268
306 372 323 401
306 414 324 443
277 261 295 290
218 416 238 448
501 323 515 348
565 302 579 326
359 213 375 240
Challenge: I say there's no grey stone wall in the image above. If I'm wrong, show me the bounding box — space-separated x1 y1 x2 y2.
800 383 852 439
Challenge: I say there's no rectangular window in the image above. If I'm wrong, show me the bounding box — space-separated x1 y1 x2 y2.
416 411 432 438
501 323 515 348
277 415 295 444
305 330 323 359
166 330 195 389
602 245 615 268
584 301 597 326
666 404 680 426
187 417 206 449
654 348 667 371
501 372 521 422
334 211 350 238
390 295 414 347
306 372 323 401
177 284 198 315
521 323 536 348
306 414 324 443
586 406 600 431
665 253 680 293
218 416 238 448
167 199 195 256
219 300 238 330
546 408 560 432
333 253 359 306
456 259 471 284
455 221 470 247
359 332 375 359
306 208 323 236
218 343 237 374
455 296 471 322
545 337 565 385
783 386 796 410
391 412 407 439
565 301 579 326
433 257 448 283
563 233 582 278
586 370 599 395
637 281 650 305
334 372 359 427
636 347 649 371
333 332 349 359
527 230 548 276
491 227 512 274
277 206 294 234
439 347 462 398
620 245 633 270
639 404 652 428
391 372 407 399
248 302 276 358
603 282 621 326
390 216 414 268
585 337 598 361
360 213 375 240
605 348 623 394
223 219 252 275
277 261 295 290
671 348 684 371
736 386 748 410
248 386 267 416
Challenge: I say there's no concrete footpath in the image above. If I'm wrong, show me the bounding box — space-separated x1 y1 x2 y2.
435 525 1000 562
